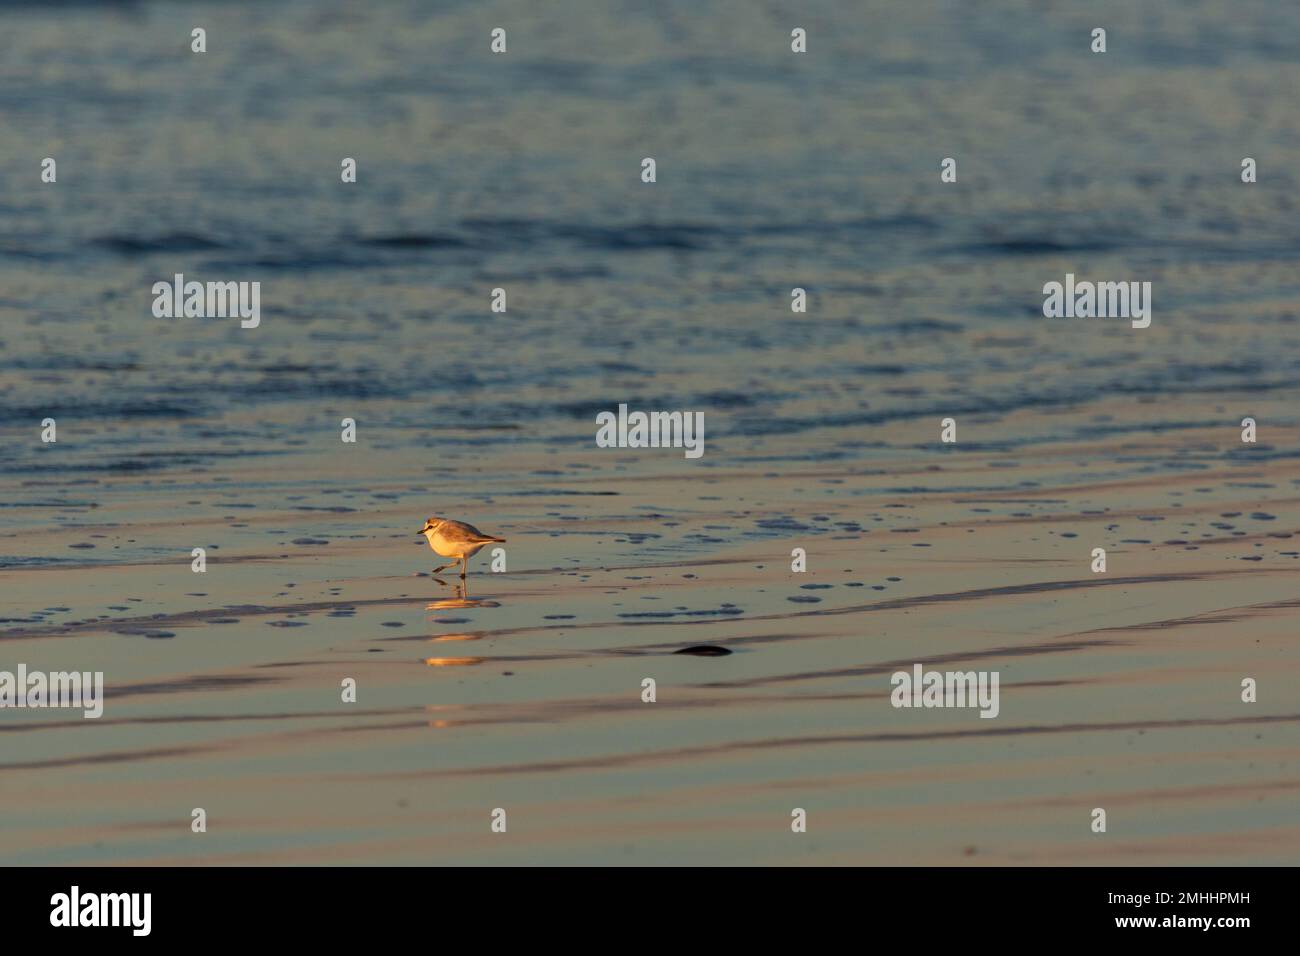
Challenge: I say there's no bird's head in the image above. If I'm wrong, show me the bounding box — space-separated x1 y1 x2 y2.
419 516 442 535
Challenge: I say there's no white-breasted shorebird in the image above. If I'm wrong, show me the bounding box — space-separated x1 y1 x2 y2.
418 516 505 579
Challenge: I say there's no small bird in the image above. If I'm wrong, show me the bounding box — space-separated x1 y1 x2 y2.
418 516 505 579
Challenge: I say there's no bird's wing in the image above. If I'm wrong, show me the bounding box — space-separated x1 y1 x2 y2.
443 520 491 540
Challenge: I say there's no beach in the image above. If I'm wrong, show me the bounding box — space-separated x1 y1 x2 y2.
1 0 1298 865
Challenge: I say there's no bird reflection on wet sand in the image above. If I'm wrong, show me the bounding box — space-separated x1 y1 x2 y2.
427 632 480 644
423 656 484 668
425 580 501 611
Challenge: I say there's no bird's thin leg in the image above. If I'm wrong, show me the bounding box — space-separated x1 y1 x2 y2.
459 555 467 579
431 563 452 573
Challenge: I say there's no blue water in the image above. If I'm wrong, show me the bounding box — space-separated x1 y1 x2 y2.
1 0 1298 473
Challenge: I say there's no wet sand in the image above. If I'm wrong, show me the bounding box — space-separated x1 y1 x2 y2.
3 401 1298 865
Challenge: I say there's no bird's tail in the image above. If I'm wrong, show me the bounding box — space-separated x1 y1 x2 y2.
489 536 506 542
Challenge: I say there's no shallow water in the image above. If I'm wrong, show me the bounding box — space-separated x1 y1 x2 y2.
1 0 1298 864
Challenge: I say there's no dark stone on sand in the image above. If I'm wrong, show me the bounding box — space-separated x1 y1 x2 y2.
673 645 732 657
114 628 175 639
